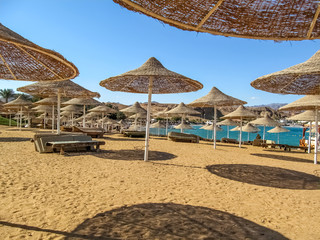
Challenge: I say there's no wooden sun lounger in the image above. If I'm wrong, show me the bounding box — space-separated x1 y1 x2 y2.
261 143 310 152
168 132 199 143
72 126 105 138
46 140 105 155
221 138 239 144
123 131 146 138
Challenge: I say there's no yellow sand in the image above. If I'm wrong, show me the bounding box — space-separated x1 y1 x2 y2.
0 125 320 239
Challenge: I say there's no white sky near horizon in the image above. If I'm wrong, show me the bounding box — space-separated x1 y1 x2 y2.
0 0 319 106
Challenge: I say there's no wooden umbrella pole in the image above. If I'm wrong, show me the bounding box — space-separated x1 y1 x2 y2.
44 110 46 129
144 76 153 162
308 121 312 154
19 106 22 131
239 117 242 148
71 112 74 126
227 125 229 138
9 114 11 127
52 105 55 133
181 115 184 133
213 105 217 149
28 112 30 128
83 105 86 127
263 125 266 140
166 115 168 136
57 92 61 134
314 108 318 164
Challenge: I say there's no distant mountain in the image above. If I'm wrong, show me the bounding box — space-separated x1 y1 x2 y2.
250 103 287 110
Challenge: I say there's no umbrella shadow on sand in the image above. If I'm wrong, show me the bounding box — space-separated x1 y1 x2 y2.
251 153 313 164
65 203 288 240
65 149 176 161
206 164 320 190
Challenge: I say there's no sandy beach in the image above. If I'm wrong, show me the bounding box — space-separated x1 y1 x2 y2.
0 125 320 239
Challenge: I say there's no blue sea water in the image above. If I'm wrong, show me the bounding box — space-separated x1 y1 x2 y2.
150 125 305 147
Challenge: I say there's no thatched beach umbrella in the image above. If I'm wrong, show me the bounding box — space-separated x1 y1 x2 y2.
0 23 78 81
17 80 100 134
61 105 82 126
62 98 100 127
279 95 320 164
242 123 260 141
155 107 171 135
113 1 320 41
189 87 246 149
267 126 290 145
100 57 202 161
4 96 32 130
203 124 223 140
0 109 15 126
174 121 193 131
217 119 239 138
166 102 200 133
121 102 147 131
221 105 256 148
251 50 320 95
34 97 60 132
250 114 280 141
150 120 165 136
88 105 117 128
288 110 320 154
33 105 54 129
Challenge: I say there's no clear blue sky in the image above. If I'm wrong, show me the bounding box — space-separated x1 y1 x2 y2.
1 0 319 106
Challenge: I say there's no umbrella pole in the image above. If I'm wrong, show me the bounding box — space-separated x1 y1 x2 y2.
263 125 266 141
44 111 46 129
213 105 217 149
181 115 184 133
144 76 153 162
83 105 86 127
52 105 55 133
239 118 242 148
227 125 229 138
57 92 61 134
278 133 280 144
166 115 168 136
19 106 22 130
71 112 74 126
248 132 250 141
9 114 11 127
28 112 30 128
308 121 312 154
314 108 318 164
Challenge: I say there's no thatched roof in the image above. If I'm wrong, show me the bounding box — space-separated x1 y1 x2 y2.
250 115 280 127
0 23 78 81
189 87 246 107
88 105 117 113
174 122 193 130
221 105 256 119
3 96 32 107
113 0 320 41
203 124 223 131
242 123 260 133
63 98 101 106
279 95 320 111
166 102 200 115
288 110 320 121
217 119 239 126
100 57 203 94
121 102 147 114
251 50 320 95
17 80 100 98
268 126 290 133
150 121 165 128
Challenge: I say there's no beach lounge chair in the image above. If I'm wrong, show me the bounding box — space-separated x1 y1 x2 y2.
72 126 105 138
33 133 105 154
252 139 266 146
167 132 199 143
221 138 239 144
123 131 146 138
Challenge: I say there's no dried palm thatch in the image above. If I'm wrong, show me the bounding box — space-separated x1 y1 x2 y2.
121 102 147 114
174 121 193 130
33 97 60 106
203 124 223 131
279 95 320 111
3 96 32 107
217 119 239 126
288 110 320 121
189 87 246 107
88 105 117 113
221 105 256 119
113 0 320 41
250 115 279 127
61 105 82 112
150 121 165 128
17 80 100 98
242 123 259 133
0 23 78 81
268 126 289 133
251 50 320 95
100 57 202 94
129 112 148 119
166 102 200 116
63 98 101 106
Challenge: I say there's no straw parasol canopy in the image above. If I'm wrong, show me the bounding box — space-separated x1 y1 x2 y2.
242 123 260 133
88 105 117 113
189 86 246 149
230 126 240 131
129 112 148 119
61 105 82 112
100 57 202 162
203 124 222 131
32 105 54 112
221 105 256 148
120 102 147 114
150 121 165 128
251 50 320 95
217 119 239 126
33 97 58 105
288 110 320 121
0 23 78 81
155 107 170 117
174 121 193 130
250 114 280 140
113 1 320 41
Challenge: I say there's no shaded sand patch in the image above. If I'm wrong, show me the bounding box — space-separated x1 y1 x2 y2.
66 203 288 240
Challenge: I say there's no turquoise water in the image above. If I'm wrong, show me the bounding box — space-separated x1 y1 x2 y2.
150 125 305 147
